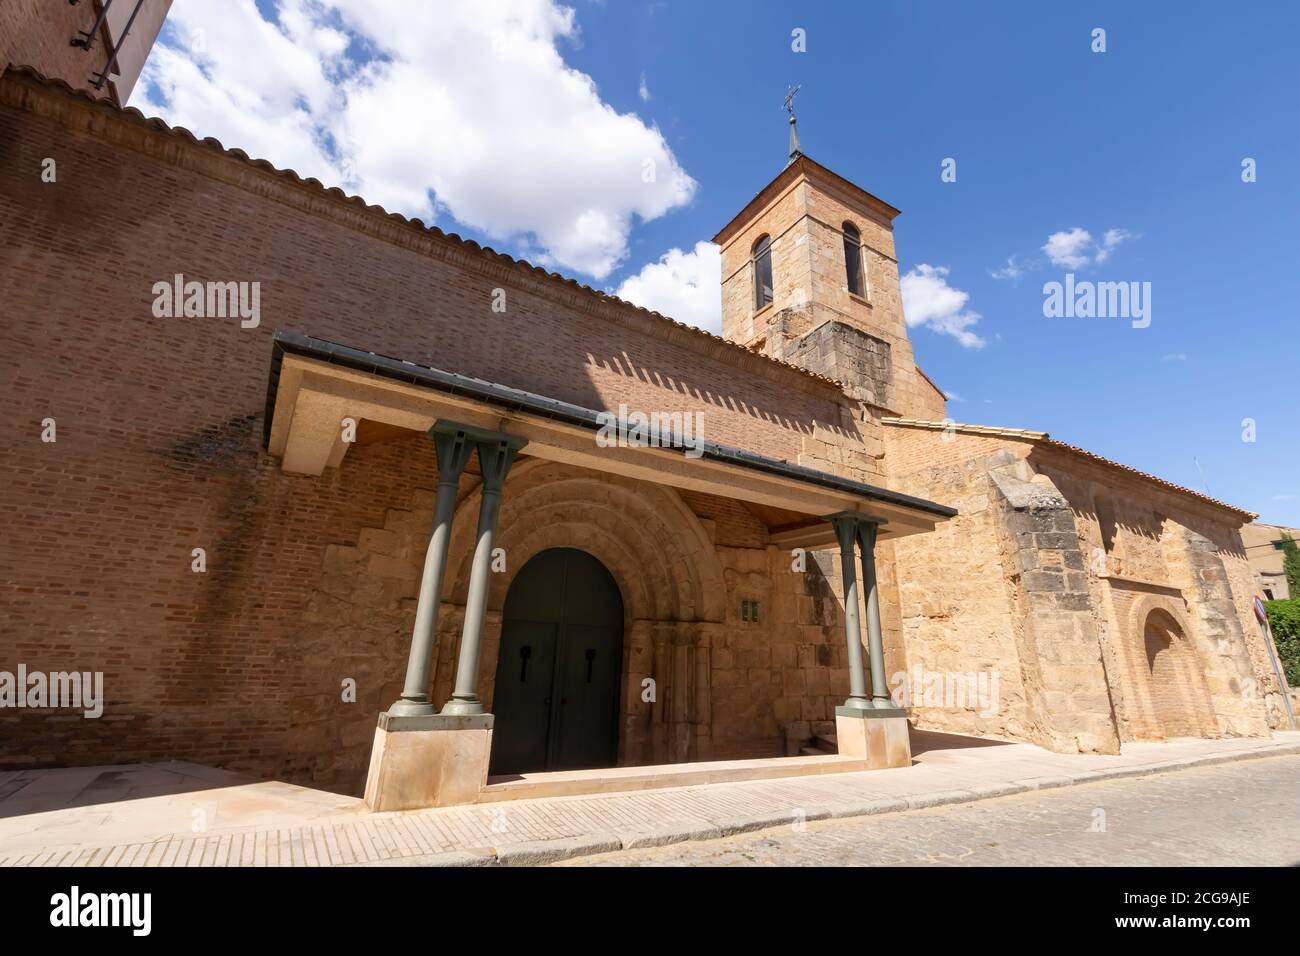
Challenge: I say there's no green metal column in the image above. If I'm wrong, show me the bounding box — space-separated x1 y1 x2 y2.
386 425 474 719
830 513 872 711
856 519 894 708
441 433 526 716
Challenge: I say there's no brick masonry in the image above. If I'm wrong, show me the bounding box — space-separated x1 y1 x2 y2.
2 2 114 104
0 72 888 793
0 28 1284 797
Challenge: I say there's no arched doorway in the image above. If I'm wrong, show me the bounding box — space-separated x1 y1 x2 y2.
488 548 624 776
1142 608 1212 738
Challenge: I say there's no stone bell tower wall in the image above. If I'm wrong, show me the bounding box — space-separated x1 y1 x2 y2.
715 156 946 420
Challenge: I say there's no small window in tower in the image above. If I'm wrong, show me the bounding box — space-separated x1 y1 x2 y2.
843 222 865 297
752 235 774 309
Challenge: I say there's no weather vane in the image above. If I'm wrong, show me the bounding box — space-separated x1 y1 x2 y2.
784 85 802 163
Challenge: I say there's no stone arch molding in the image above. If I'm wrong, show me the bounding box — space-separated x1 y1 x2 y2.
446 458 726 624
1124 590 1220 737
1125 592 1196 659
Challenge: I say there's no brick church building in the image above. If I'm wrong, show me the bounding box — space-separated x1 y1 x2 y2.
1 3 1289 807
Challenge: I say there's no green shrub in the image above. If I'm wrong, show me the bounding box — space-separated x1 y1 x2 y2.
1281 533 1300 597
1265 598 1300 687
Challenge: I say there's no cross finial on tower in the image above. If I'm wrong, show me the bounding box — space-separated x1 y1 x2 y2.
784 85 802 164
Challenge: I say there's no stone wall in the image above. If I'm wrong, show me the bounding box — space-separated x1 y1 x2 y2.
784 321 892 409
1033 449 1281 737
884 422 1276 752
716 162 947 421
985 454 1120 754
885 432 1042 744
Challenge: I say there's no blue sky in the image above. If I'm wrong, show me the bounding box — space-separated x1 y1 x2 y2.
139 1 1298 525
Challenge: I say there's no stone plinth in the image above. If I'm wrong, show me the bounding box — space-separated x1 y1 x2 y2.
363 713 494 811
834 707 911 769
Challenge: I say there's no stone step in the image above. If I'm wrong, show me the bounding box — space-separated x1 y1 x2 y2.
812 734 838 754
481 752 869 801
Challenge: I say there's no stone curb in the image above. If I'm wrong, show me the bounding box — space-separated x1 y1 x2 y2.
715 806 831 838
495 834 623 867
826 797 909 819
356 848 497 867
617 822 723 850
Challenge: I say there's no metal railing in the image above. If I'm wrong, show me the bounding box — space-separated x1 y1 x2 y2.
69 0 148 92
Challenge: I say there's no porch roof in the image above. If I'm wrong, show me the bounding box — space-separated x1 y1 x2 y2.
262 331 957 544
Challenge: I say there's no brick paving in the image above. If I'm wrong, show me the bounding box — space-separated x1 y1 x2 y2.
1 733 1296 867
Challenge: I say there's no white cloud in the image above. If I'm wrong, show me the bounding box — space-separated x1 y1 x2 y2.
638 72 651 102
900 265 986 349
615 241 721 333
1042 226 1137 268
1095 227 1135 263
1043 228 1094 269
134 0 696 280
1160 352 1187 362
989 255 1023 281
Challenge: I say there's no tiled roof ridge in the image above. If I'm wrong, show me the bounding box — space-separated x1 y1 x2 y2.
0 65 845 393
882 417 1258 520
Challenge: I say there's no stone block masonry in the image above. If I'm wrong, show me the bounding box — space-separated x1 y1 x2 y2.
885 422 1277 753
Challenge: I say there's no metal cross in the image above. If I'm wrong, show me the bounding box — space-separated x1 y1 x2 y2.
784 84 801 117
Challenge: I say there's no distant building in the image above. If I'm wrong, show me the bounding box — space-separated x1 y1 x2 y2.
1244 522 1299 601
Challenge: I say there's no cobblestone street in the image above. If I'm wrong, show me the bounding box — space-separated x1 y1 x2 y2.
563 754 1300 866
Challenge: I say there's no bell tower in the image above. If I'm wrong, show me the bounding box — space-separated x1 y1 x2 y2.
712 141 945 420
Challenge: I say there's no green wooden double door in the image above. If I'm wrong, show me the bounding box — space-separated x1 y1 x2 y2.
489 548 624 776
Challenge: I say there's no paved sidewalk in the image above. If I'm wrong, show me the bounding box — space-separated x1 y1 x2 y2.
2 732 1297 867
565 755 1300 866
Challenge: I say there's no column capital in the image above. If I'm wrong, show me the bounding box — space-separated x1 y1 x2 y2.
856 519 879 554
828 512 854 550
825 510 886 528
826 511 885 550
431 419 528 448
429 420 528 492
430 425 475 485
475 436 525 494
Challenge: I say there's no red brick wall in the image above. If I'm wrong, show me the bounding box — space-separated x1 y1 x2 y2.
2 1 114 101
0 74 861 784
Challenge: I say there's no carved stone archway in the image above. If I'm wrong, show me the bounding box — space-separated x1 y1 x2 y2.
437 458 726 764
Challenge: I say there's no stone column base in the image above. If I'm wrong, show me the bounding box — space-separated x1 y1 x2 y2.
835 707 912 769
363 713 494 811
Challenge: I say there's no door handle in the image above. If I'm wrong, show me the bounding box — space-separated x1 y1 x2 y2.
519 644 532 682
585 648 596 683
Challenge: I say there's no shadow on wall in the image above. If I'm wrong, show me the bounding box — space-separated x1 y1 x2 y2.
586 347 858 444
